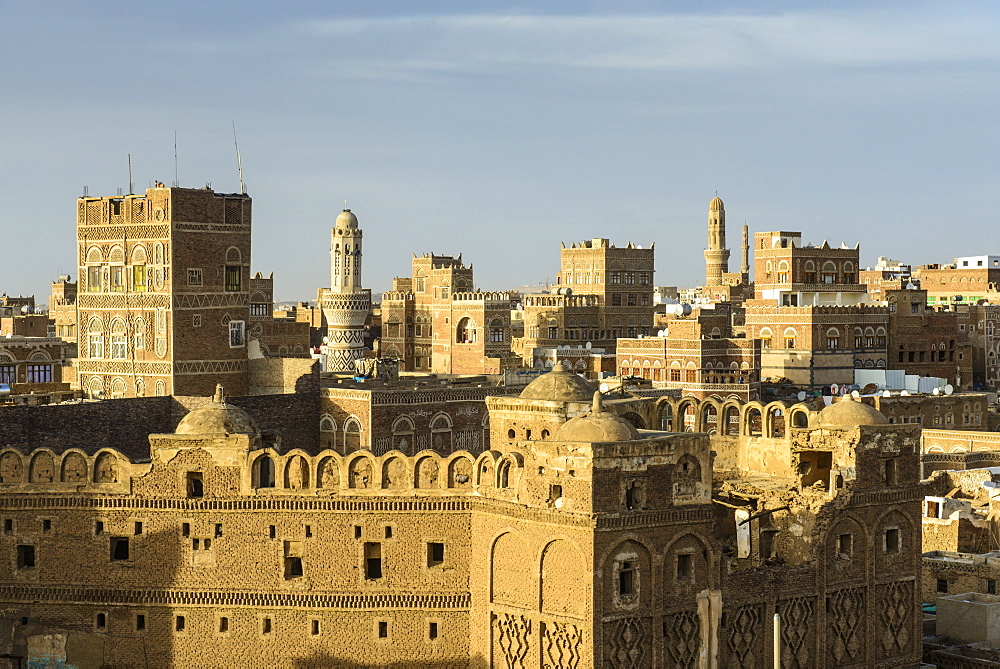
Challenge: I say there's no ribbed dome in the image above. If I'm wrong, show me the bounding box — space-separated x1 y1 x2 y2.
816 395 888 427
555 392 639 442
519 366 595 402
175 385 261 437
709 196 724 211
336 209 359 229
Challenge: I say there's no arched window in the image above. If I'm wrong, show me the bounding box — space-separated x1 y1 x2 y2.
826 328 840 350
430 414 453 451
760 328 772 350
783 328 796 349
109 377 127 399
134 317 146 350
320 415 337 451
344 418 362 452
110 319 128 359
456 317 477 344
254 456 275 488
87 318 105 359
392 416 415 454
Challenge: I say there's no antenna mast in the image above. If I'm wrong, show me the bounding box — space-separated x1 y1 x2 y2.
232 121 245 194
127 153 133 195
173 132 179 187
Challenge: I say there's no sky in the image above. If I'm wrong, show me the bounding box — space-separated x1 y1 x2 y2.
2 1 999 302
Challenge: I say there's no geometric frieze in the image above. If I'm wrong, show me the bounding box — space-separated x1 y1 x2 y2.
77 361 172 375
76 224 169 241
173 293 250 310
79 293 171 310
0 584 470 610
371 387 521 406
174 360 248 375
325 329 365 345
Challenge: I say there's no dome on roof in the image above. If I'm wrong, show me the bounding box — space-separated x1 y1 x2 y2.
555 392 639 442
709 196 724 211
175 385 261 438
336 209 359 229
816 395 888 427
519 365 595 402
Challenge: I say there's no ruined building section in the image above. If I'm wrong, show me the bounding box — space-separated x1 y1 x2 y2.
320 209 372 373
76 186 252 398
0 370 922 667
704 195 730 287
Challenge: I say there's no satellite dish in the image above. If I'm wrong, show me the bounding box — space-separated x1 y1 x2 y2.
945 384 954 395
932 387 940 395
900 390 910 396
851 390 861 398
796 391 806 401
599 383 609 393
322 336 329 344
830 384 839 395
882 390 892 397
585 342 592 349
840 386 849 396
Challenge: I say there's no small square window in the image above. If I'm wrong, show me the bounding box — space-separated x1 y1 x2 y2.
135 614 146 632
619 561 636 596
988 579 997 595
837 533 852 560
16 545 35 569
261 617 272 635
305 526 313 538
378 621 388 639
111 537 130 561
186 472 204 498
3 519 11 534
884 528 900 553
311 619 320 636
937 579 949 594
429 621 439 640
134 521 143 535
676 553 692 580
95 521 104 535
215 524 223 538
218 617 229 634
42 519 51 533
354 525 362 540
95 613 107 631
427 542 445 567
384 526 393 539
269 525 276 539
182 522 190 538
175 615 186 632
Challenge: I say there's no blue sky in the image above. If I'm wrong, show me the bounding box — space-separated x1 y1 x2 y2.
2 1 999 301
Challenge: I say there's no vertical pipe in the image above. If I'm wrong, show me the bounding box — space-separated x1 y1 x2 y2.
773 612 780 668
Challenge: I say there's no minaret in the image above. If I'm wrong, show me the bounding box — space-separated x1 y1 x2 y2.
741 223 750 276
321 209 372 372
704 195 730 286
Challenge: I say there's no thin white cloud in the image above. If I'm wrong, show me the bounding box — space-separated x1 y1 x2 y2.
290 9 1000 74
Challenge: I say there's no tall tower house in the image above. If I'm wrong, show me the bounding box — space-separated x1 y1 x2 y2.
320 209 372 372
704 195 730 287
76 185 252 399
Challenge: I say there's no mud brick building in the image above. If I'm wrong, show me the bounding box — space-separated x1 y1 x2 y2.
0 337 66 393
616 310 761 401
48 276 77 344
76 185 254 399
381 253 519 374
0 363 923 667
513 237 656 361
744 302 889 389
885 287 972 388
